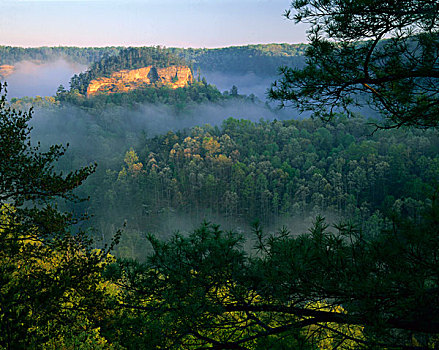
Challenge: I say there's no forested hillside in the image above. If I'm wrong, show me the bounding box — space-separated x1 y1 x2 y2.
82 116 439 258
1 0 439 347
0 44 305 76
1 44 306 100
55 80 229 109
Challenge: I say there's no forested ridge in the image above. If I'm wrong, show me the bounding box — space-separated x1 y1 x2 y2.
1 0 439 348
0 43 306 80
10 53 249 110
0 45 122 65
56 79 231 110
170 43 306 76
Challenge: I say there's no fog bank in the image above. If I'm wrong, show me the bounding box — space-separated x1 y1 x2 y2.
202 71 277 100
2 59 86 98
29 99 302 166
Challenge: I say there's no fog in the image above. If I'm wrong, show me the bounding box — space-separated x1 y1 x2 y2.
2 59 86 98
14 63 310 253
202 71 278 100
30 99 300 165
112 209 336 261
2 58 283 101
28 98 305 251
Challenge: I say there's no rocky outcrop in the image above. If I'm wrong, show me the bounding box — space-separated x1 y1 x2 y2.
0 65 15 79
86 65 193 96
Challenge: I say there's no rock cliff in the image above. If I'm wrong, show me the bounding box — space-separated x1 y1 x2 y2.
86 65 193 96
0 65 15 79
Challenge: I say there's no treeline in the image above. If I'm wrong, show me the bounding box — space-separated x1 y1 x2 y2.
64 82 223 109
171 43 306 77
0 45 121 65
10 80 250 113
0 43 306 80
84 116 439 254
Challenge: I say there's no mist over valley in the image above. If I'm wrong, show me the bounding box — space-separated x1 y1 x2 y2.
2 1 439 347
4 45 433 256
3 59 279 100
1 59 86 98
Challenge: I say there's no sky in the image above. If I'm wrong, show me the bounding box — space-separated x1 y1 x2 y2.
1 0 309 48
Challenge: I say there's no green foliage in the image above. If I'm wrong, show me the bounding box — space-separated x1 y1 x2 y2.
110 222 311 349
60 80 227 110
88 116 439 244
113 195 439 348
0 82 116 348
270 0 439 129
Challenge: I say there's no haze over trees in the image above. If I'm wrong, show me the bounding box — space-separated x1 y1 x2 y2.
1 44 306 100
108 0 439 348
0 0 438 348
0 44 305 76
0 46 122 66
87 117 438 250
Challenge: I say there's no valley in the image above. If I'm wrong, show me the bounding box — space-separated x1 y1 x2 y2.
1 12 439 346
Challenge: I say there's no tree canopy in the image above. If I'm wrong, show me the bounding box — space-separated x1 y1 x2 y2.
111 198 439 349
0 83 116 349
270 0 439 129
2 1 439 348
105 1 439 348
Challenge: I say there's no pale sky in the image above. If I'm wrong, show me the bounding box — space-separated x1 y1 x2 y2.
1 0 309 48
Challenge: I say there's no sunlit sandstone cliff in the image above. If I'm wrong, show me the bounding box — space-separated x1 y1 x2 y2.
86 65 193 96
0 65 15 79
